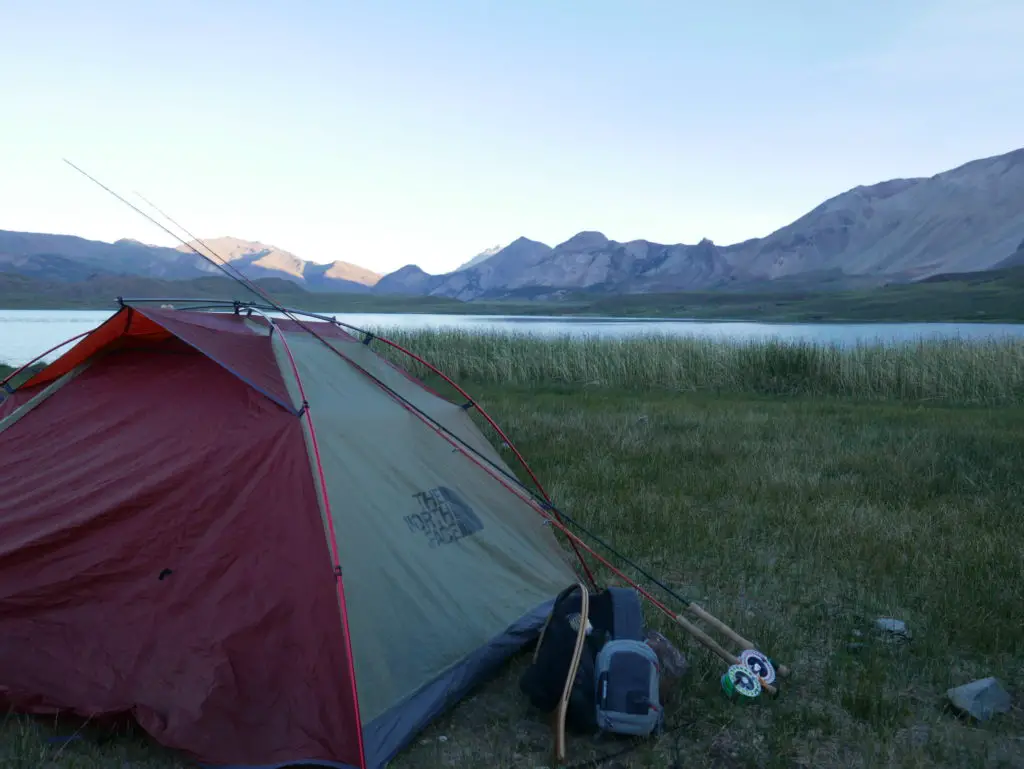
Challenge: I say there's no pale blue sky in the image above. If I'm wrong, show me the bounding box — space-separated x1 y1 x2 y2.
1 0 1021 275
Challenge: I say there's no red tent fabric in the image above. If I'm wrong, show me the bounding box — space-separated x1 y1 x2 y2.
0 337 363 767
22 306 296 412
0 385 40 419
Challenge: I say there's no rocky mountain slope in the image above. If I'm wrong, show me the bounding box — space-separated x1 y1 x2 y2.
2 146 1021 300
996 236 1024 269
176 237 381 292
380 146 1024 300
456 244 505 271
0 230 207 282
724 148 1024 282
0 232 380 293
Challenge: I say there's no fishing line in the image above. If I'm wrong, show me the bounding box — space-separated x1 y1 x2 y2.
62 160 269 307
64 159 695 619
130 189 282 309
195 300 691 615
126 183 600 588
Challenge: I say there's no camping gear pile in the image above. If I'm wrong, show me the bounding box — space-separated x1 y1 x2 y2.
518 579 785 765
519 584 666 763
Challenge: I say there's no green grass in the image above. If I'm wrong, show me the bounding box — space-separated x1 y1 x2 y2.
375 330 1024 406
4 337 1023 768
387 388 1024 769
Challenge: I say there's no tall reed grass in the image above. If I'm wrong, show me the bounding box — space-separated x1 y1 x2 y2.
374 329 1024 405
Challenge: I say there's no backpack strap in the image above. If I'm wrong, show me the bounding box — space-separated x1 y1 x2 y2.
552 581 590 766
533 582 586 664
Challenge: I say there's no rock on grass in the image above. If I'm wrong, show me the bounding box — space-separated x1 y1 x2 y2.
946 677 1012 721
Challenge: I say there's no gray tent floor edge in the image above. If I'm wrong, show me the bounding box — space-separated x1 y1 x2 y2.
363 597 557 769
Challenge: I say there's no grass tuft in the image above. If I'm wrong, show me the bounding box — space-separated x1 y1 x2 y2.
374 330 1024 405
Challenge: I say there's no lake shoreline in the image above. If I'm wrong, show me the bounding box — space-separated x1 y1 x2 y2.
3 262 1024 324
4 308 1024 370
3 302 1024 326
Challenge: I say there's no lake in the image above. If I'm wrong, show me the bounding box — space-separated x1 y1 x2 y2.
3 308 1024 368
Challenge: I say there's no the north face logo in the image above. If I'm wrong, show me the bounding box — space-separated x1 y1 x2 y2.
404 487 483 548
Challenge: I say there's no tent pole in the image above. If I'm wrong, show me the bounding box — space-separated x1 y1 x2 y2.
246 306 369 768
0 330 91 392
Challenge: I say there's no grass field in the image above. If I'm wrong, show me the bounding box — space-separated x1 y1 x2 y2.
3 335 1023 768
376 331 1024 406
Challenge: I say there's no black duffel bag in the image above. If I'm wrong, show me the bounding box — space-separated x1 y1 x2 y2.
519 584 614 735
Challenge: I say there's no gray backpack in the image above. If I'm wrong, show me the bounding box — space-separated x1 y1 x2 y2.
593 587 664 737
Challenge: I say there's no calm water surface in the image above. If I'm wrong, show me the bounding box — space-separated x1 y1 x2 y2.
3 308 1024 367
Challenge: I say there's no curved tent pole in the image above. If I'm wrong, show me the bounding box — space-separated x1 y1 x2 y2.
234 302 790 684
246 306 368 769
368 336 544 486
358 334 599 589
0 330 92 393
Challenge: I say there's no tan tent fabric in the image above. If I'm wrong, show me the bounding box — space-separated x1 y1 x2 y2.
272 331 576 722
297 332 509 467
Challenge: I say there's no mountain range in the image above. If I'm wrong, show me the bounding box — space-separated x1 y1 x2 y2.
0 232 382 294
2 146 1022 301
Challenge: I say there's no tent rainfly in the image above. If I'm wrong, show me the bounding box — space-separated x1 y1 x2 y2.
0 303 580 769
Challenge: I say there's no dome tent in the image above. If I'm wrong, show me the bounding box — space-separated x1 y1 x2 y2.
0 301 580 768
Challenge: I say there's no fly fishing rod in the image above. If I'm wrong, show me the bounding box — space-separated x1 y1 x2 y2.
80 166 599 591
64 159 790 696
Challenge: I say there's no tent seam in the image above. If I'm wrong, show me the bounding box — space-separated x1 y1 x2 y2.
130 307 299 415
261 313 368 769
0 362 93 436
